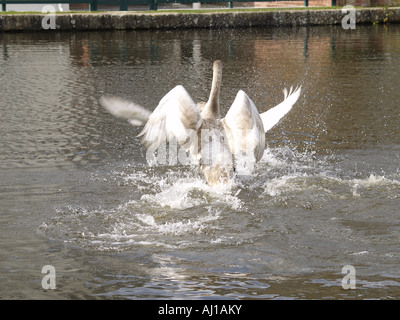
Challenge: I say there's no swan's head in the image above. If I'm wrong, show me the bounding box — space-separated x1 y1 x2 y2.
213 60 222 74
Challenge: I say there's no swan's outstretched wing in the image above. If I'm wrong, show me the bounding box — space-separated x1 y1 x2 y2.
138 85 202 153
100 95 151 126
222 90 265 163
260 86 302 133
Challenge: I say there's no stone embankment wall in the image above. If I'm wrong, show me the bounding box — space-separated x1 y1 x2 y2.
0 7 399 32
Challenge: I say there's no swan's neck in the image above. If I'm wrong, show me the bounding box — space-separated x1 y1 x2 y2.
202 60 222 120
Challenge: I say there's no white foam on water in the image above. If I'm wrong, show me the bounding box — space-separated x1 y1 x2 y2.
257 147 400 201
260 171 400 201
133 208 221 236
140 177 242 211
40 168 234 251
349 173 400 197
262 174 304 197
86 204 225 250
40 147 400 252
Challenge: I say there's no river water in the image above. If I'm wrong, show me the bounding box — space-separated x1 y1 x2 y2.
1 24 400 299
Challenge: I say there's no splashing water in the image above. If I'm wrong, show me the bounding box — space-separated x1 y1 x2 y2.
39 145 400 255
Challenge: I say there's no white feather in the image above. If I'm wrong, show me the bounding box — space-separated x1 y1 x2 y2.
100 95 151 126
260 86 302 133
222 90 265 163
138 85 202 154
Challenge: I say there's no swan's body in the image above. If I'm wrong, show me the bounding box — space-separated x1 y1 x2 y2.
100 60 301 186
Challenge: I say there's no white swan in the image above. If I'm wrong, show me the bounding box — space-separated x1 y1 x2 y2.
100 60 301 186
